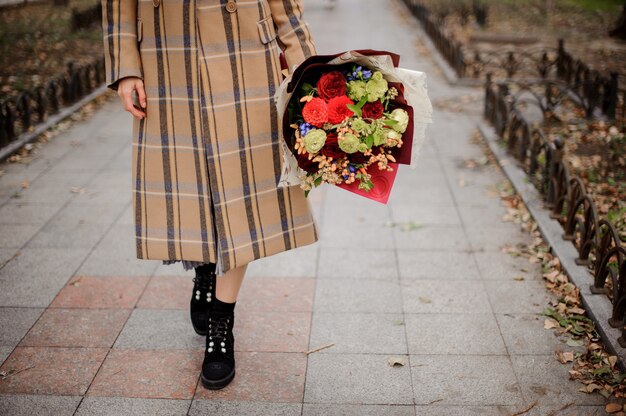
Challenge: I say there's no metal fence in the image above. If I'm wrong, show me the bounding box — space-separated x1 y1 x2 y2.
484 75 626 346
402 0 624 125
0 58 106 150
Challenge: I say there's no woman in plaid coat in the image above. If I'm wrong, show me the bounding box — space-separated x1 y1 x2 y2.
101 0 318 389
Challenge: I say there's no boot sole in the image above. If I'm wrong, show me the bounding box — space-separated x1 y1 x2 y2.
200 367 235 390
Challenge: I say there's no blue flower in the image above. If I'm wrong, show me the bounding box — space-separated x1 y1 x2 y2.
299 122 313 136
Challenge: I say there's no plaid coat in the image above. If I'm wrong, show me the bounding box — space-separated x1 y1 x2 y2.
101 0 319 274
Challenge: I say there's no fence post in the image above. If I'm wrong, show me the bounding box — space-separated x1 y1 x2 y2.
607 71 618 120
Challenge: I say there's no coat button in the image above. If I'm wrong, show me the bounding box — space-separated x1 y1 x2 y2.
152 0 159 7
225 1 236 12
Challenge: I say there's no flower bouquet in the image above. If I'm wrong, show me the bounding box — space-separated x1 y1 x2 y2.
274 50 432 204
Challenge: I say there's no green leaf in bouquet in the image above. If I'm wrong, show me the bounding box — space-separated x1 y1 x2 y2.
384 119 399 128
346 96 368 118
314 175 323 187
300 82 315 97
357 179 374 191
304 189 310 198
364 135 374 149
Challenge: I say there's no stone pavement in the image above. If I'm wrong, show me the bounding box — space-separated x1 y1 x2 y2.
0 0 608 415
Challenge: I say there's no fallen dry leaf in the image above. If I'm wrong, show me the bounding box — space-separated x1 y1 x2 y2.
606 403 624 413
556 350 574 364
544 318 559 329
387 356 406 367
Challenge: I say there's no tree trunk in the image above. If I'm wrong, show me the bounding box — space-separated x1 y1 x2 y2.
609 1 626 39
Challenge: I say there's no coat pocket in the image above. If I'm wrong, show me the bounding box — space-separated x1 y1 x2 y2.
136 18 143 43
257 15 277 45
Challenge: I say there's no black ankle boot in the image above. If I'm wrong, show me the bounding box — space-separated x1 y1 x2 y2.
190 263 216 335
200 297 236 390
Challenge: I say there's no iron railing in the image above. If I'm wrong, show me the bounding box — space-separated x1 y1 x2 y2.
484 74 626 346
0 57 106 150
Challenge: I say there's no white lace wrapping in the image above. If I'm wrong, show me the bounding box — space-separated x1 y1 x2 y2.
274 51 433 188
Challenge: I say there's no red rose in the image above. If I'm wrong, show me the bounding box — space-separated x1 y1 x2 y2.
296 151 319 174
302 97 328 128
362 101 384 119
349 151 370 164
320 132 344 159
327 96 354 124
317 71 347 101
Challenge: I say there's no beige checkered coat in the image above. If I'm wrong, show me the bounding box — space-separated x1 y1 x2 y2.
101 0 319 274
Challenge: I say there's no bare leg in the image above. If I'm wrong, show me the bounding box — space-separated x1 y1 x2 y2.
215 264 248 303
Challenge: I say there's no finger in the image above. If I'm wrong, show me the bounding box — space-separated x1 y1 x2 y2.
135 80 147 108
121 86 146 119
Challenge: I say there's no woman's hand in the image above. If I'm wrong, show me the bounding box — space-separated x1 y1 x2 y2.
117 76 147 119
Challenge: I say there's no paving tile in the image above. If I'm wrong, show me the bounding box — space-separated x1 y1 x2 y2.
189 400 302 416
496 313 578 355
237 277 315 312
0 307 44 346
317 249 398 280
303 403 414 416
404 313 506 355
0 394 81 416
464 224 534 252
0 346 108 395
387 182 455 206
114 309 202 350
77 246 160 277
472 251 541 281
397 250 480 280
152 263 195 277
410 355 524 406
413 405 517 415
484 279 556 314
137 275 193 309
194 352 306 402
243 244 318 278
319 225 395 250
20 308 130 348
0 202 61 224
0 223 42 248
75 397 191 416
314 279 403 313
0 346 12 365
25 219 113 249
0 247 90 307
304 353 414 404
50 275 150 309
390 203 461 226
456 203 510 226
510 355 606 406
392 225 471 251
234 309 311 353
0 248 18 266
87 349 203 399
309 312 407 354
400 279 491 314
520 405 606 416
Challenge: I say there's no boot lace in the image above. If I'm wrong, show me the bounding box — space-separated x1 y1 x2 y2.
192 273 213 302
206 314 231 354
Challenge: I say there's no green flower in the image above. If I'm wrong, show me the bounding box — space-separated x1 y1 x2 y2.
387 129 403 141
351 118 369 134
365 76 388 102
347 80 367 101
338 133 360 154
372 127 387 146
303 129 327 154
371 71 383 81
389 108 409 133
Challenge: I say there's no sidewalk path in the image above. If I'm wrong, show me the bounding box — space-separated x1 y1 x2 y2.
0 0 606 415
